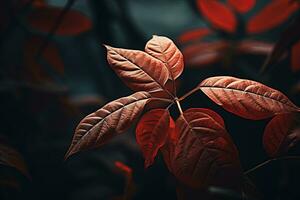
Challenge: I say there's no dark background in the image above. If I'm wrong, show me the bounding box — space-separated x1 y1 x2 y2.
0 0 300 199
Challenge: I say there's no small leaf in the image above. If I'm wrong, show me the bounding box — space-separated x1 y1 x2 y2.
136 109 170 168
197 0 237 33
291 40 300 72
26 5 92 35
145 35 184 80
199 76 300 120
237 40 274 55
177 28 212 44
263 113 300 157
171 108 241 189
247 0 299 34
0 139 30 179
105 45 170 94
227 0 256 13
65 92 151 158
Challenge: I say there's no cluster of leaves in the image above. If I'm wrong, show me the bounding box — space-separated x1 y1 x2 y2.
65 36 300 198
178 0 300 72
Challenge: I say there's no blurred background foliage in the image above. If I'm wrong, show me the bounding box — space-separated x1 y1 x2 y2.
0 0 300 199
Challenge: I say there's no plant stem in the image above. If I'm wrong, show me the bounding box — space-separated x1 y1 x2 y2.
244 156 300 175
179 86 199 101
35 0 76 59
175 98 183 115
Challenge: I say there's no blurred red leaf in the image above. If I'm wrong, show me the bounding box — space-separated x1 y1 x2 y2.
26 5 92 35
145 35 184 80
237 40 274 55
24 37 64 82
177 28 212 44
263 113 300 157
65 92 151 158
171 108 242 189
197 0 237 33
136 109 170 168
199 76 300 120
227 0 255 13
247 0 300 34
291 40 300 72
114 161 135 200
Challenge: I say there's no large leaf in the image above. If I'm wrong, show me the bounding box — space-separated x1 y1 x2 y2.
227 0 256 13
171 108 241 189
136 109 170 168
199 76 300 120
263 113 300 157
145 35 184 80
65 92 151 158
105 45 170 94
247 0 299 34
0 139 30 179
197 0 237 33
26 5 92 35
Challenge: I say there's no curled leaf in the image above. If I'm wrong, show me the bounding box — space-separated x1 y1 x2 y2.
263 113 300 157
197 0 237 33
199 76 299 120
145 35 184 80
136 109 170 168
26 5 92 35
105 45 170 94
65 92 151 158
171 108 241 189
247 0 300 34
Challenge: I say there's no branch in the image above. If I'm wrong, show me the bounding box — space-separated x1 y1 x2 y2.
178 86 199 101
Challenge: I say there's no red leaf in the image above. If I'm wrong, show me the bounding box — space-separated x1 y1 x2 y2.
177 28 212 44
171 108 241 189
291 40 300 72
237 40 274 55
227 0 256 13
247 0 300 34
24 37 64 82
105 45 170 94
145 35 184 80
263 113 300 157
136 109 170 168
26 5 92 35
197 0 237 33
182 41 228 67
65 92 151 158
199 76 300 120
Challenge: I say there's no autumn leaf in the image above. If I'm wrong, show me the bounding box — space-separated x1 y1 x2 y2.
199 76 300 120
197 0 237 33
263 113 300 157
171 108 242 189
145 35 184 80
26 5 92 35
227 0 256 13
136 109 170 168
247 0 300 34
0 139 30 179
65 92 151 158
105 45 171 95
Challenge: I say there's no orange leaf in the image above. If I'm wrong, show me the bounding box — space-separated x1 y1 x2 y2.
136 109 170 168
197 0 237 33
171 108 241 189
227 0 256 13
105 45 170 94
26 5 92 35
145 35 184 80
263 113 300 157
291 40 300 72
247 0 299 34
65 92 151 158
199 76 300 120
